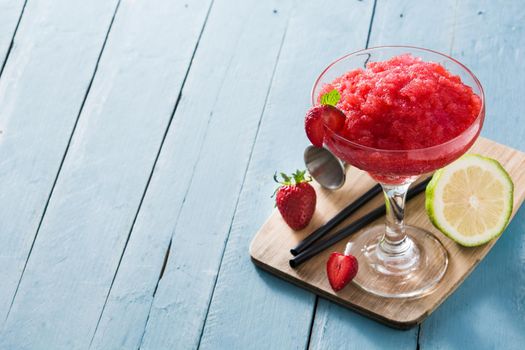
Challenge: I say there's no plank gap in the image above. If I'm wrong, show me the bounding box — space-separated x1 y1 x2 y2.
0 0 28 81
365 0 378 48
305 296 319 350
416 324 421 350
154 240 172 295
134 239 171 348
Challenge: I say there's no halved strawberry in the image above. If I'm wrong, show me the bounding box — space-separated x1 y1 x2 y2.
326 248 358 292
304 105 345 147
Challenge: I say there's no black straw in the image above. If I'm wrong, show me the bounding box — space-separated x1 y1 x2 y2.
289 177 432 268
290 184 382 256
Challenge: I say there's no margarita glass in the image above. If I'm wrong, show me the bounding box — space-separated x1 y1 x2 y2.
312 46 485 298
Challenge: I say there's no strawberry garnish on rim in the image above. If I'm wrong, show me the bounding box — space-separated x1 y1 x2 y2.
304 89 346 147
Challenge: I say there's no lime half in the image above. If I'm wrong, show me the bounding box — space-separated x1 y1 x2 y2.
426 154 514 247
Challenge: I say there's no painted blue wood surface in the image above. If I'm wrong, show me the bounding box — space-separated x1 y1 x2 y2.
421 206 525 350
0 0 119 323
0 0 523 349
309 301 418 349
0 0 211 348
91 0 295 348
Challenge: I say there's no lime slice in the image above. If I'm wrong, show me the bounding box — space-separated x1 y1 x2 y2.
426 154 514 247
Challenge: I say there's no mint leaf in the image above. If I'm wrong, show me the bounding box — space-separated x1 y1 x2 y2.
320 89 341 106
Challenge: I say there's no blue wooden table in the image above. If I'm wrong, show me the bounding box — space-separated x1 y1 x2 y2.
0 0 523 349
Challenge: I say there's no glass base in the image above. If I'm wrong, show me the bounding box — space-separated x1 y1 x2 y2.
348 225 448 298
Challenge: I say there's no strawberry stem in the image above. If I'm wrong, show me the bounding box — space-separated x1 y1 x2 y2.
274 170 311 186
344 242 353 256
272 169 312 199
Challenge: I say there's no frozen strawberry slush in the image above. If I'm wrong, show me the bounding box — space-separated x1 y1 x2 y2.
321 54 481 149
320 54 483 183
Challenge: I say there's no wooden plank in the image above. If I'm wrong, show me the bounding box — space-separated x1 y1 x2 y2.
417 1 525 348
250 138 525 328
421 207 525 349
0 0 119 322
0 0 211 348
0 0 25 71
369 0 457 48
309 301 418 350
444 0 525 152
197 1 383 349
88 1 294 349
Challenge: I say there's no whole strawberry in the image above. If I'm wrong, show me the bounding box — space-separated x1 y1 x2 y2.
274 170 316 230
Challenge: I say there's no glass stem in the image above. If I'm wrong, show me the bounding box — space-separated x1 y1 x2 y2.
380 182 413 255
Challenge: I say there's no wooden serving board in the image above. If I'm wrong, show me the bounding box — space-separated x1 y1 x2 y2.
250 137 525 329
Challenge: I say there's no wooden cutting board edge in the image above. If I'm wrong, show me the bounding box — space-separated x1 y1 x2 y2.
249 241 418 329
249 137 525 329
